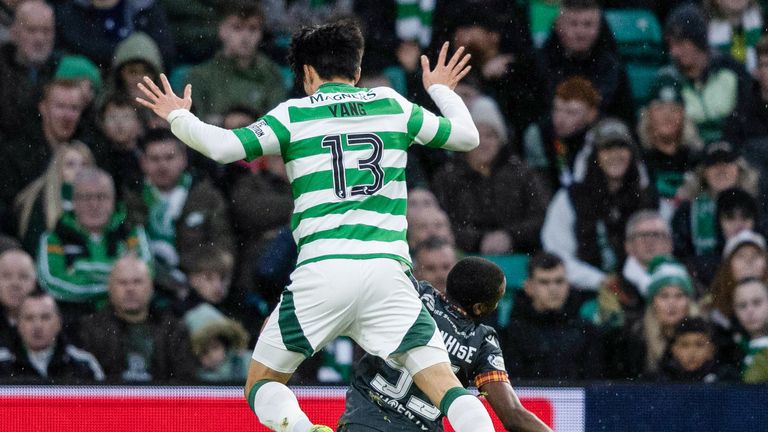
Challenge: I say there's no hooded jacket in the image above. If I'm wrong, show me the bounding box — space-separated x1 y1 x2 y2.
0 335 104 382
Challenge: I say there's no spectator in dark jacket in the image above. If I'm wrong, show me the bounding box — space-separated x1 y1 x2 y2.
53 0 175 70
0 292 104 382
542 118 658 291
0 1 57 140
652 317 739 383
79 255 195 383
537 0 635 124
432 97 549 254
501 253 603 380
0 249 37 347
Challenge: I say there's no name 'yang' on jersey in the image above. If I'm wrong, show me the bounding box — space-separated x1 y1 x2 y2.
229 83 455 268
339 282 509 432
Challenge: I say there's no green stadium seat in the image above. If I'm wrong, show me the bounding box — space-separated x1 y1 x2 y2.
626 62 662 106
478 254 529 328
604 8 664 62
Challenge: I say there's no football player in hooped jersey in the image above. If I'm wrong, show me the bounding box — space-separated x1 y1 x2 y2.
339 257 553 432
136 19 497 432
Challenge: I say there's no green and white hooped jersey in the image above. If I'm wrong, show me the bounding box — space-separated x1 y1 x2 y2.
231 83 454 267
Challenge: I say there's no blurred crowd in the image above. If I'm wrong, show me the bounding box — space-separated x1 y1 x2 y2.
0 0 767 387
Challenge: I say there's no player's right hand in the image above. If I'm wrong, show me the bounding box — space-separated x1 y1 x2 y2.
420 42 472 91
135 73 192 121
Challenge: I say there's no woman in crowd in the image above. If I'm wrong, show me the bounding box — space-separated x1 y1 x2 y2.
13 142 95 254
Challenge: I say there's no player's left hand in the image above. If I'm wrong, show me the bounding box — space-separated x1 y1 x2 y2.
135 73 192 120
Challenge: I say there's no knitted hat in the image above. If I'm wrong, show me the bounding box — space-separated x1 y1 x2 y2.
592 117 636 149
648 74 683 105
665 4 709 51
469 96 508 145
55 55 103 92
702 141 738 167
646 255 694 300
723 230 767 258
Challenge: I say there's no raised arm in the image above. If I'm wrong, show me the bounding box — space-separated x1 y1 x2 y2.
481 381 553 432
135 74 246 163
419 42 479 152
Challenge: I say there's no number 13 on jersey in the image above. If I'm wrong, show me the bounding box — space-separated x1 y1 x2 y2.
321 133 385 199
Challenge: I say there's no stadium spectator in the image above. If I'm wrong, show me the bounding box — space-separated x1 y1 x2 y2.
607 256 699 379
79 254 195 383
124 128 234 298
637 76 704 220
705 0 763 74
94 94 144 193
537 0 635 123
732 278 768 382
261 0 354 39
184 302 251 383
174 247 234 318
501 252 604 380
14 142 95 254
413 236 458 294
445 7 543 134
158 0 218 64
600 210 675 325
0 79 87 209
0 249 36 347
523 76 601 194
541 118 657 291
53 0 175 70
186 2 285 124
661 3 753 143
54 55 103 109
432 98 549 254
104 31 164 113
0 0 56 140
209 105 263 196
671 142 759 280
0 292 104 382
406 203 455 251
37 168 152 332
652 317 739 382
737 35 768 141
709 230 768 326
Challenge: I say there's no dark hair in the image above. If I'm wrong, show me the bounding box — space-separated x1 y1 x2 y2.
757 35 768 60
717 187 758 222
138 128 185 152
98 93 137 120
288 19 364 89
672 317 714 342
413 236 453 260
217 0 264 23
446 257 505 311
527 252 564 276
561 0 601 10
20 290 61 316
224 104 261 121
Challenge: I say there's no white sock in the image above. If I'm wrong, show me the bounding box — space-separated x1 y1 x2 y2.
446 394 495 432
249 381 313 432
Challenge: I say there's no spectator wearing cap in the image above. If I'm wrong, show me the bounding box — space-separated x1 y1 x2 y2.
536 0 635 124
53 0 175 71
652 316 739 383
542 118 657 291
638 75 704 220
103 32 164 115
671 141 759 277
55 55 102 107
0 0 57 140
705 0 763 74
184 303 251 383
660 3 753 144
432 97 549 255
709 230 768 327
732 278 768 382
606 256 699 379
523 76 602 194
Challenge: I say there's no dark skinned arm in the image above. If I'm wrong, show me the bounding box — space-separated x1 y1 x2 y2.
481 381 553 432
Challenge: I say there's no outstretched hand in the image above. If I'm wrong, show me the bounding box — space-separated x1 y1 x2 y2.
135 73 192 120
421 42 472 91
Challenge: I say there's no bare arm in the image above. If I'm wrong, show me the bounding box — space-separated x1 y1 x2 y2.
481 381 553 432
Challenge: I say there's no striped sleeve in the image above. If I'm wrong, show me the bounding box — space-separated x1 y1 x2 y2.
37 232 108 302
408 104 452 149
232 108 290 160
474 370 510 388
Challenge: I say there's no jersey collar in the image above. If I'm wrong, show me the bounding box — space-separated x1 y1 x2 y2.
316 82 360 94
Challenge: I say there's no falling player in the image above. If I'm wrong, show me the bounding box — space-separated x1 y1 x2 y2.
136 19 497 432
338 257 553 432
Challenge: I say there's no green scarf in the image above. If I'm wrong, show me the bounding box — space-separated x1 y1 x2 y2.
142 172 192 251
691 194 716 255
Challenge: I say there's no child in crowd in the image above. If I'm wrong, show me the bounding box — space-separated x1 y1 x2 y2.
185 303 251 383
732 278 768 382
